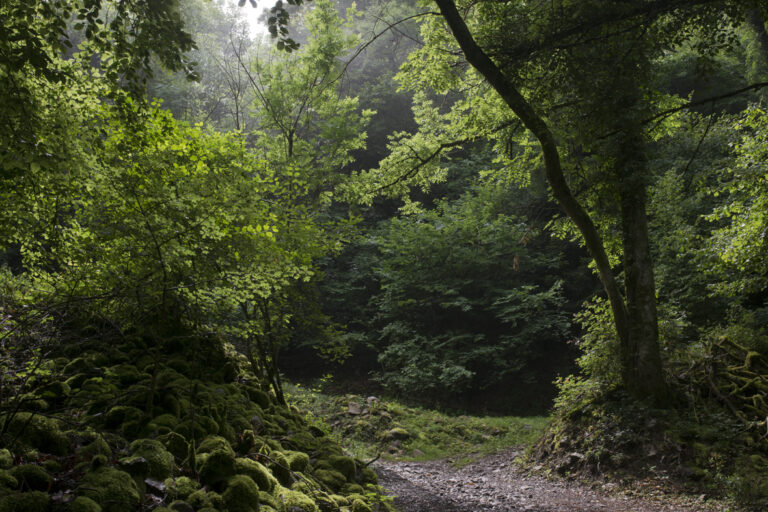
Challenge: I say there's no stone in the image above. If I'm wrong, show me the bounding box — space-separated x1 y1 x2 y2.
10 464 52 491
79 466 141 512
347 402 362 415
222 475 260 512
69 496 102 512
235 458 277 492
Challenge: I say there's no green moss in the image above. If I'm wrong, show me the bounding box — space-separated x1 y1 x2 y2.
150 413 179 429
157 431 189 460
0 470 17 490
0 450 12 470
1 412 69 455
65 373 89 390
128 438 174 479
313 469 346 491
269 452 293 486
34 381 71 401
104 406 143 429
78 466 141 512
222 475 260 512
258 491 281 510
0 490 50 512
359 466 377 484
187 490 223 510
328 455 356 481
235 458 277 492
352 498 373 512
63 358 92 375
10 464 52 491
79 437 112 459
342 483 364 494
198 435 234 455
164 476 200 500
68 496 102 512
198 449 236 486
274 485 319 512
245 387 271 409
284 451 309 472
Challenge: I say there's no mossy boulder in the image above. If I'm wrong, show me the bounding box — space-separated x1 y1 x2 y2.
313 469 346 491
157 431 189 460
274 485 319 512
222 475 260 512
198 449 237 486
198 436 234 456
351 498 373 512
383 427 410 441
327 455 356 481
269 452 293 486
284 451 309 472
0 449 12 470
65 373 89 391
244 387 271 409
78 466 141 512
0 490 50 512
69 496 102 512
63 358 93 375
0 470 17 490
128 439 174 479
107 365 142 385
79 437 112 460
234 458 277 492
164 476 200 500
187 490 223 510
104 406 143 429
1 412 69 455
360 466 377 485
34 380 71 401
10 464 52 491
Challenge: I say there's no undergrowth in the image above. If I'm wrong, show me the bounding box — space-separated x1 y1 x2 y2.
284 381 549 465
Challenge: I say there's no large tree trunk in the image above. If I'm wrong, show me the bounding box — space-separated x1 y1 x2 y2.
614 120 667 400
433 0 667 404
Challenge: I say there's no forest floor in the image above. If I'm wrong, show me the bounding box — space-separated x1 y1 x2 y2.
373 447 729 512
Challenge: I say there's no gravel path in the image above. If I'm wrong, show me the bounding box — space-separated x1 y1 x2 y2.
374 448 728 512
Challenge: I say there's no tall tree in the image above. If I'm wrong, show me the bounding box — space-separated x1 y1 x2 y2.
342 0 764 403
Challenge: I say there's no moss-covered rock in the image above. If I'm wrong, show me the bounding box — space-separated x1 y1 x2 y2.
244 387 271 409
128 438 174 479
0 490 50 512
10 464 52 491
313 469 346 491
327 455 356 481
104 406 143 429
222 475 260 512
63 358 92 375
284 451 309 472
1 412 69 455
78 437 112 460
198 435 234 455
235 458 277 492
78 466 141 512
359 465 377 485
187 490 224 510
68 496 102 512
0 470 18 490
34 380 71 401
164 476 199 500
157 431 189 460
269 452 293 486
274 484 319 512
351 498 373 512
0 450 12 470
198 449 237 486
168 500 195 512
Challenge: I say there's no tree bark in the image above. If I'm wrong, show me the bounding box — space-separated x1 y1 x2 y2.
433 0 667 403
614 116 667 401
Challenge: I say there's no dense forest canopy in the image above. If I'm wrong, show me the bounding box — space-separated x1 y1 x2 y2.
3 0 768 508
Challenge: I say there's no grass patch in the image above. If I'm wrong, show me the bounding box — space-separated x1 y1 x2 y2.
284 381 549 463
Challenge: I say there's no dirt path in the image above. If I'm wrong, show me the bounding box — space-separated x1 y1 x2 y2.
374 448 727 512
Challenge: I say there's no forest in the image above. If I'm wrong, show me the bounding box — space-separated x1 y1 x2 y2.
1 0 768 511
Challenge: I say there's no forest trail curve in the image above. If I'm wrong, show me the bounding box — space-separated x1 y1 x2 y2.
374 448 725 512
